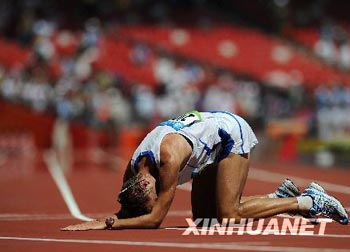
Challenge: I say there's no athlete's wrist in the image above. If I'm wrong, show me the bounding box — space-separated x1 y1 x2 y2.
105 217 116 230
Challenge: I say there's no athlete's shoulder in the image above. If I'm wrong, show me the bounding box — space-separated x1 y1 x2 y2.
159 134 191 166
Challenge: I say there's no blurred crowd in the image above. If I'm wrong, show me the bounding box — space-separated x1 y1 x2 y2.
0 16 262 132
0 0 349 144
314 21 350 71
314 83 350 140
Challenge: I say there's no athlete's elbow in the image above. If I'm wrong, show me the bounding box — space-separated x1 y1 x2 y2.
152 215 164 228
142 213 163 228
145 218 162 229
153 220 162 229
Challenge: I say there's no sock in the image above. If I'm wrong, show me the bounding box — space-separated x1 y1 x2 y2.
297 196 313 211
268 193 277 198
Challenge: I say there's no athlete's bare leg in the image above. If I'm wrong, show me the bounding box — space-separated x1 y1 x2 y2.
192 161 286 219
216 153 299 221
240 195 268 203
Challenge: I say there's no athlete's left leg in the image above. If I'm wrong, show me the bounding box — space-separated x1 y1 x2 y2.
216 153 299 222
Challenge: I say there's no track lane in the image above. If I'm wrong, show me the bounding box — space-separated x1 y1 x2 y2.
1 156 349 252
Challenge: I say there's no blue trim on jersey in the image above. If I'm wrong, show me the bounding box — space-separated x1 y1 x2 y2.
159 110 202 131
209 110 245 153
159 120 185 131
133 151 157 170
217 128 234 161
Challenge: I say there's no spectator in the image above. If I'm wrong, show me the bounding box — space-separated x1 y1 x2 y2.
130 43 151 66
338 36 350 70
314 22 337 64
133 85 156 123
80 18 101 51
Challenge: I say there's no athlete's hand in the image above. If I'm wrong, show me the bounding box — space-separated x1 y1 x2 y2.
61 220 106 231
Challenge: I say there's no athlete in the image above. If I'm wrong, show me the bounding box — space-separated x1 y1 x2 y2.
62 111 348 231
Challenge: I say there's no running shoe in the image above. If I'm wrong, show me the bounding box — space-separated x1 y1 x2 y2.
272 178 301 198
300 182 326 223
301 187 348 225
308 181 326 193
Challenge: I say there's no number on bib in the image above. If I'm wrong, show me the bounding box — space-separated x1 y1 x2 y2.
159 111 202 131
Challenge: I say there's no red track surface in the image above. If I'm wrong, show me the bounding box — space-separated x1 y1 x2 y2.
0 154 349 252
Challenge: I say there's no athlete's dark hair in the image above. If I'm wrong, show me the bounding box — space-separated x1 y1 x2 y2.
117 173 152 218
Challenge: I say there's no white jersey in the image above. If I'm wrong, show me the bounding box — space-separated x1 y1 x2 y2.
131 111 258 185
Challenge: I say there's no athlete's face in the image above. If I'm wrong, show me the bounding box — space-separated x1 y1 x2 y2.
142 173 158 211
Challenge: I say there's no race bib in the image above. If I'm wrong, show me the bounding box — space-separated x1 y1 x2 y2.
159 110 202 131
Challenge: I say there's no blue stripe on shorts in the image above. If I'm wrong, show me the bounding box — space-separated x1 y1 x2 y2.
209 110 245 153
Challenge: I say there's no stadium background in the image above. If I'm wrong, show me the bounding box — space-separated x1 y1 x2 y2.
1 0 349 170
0 1 350 251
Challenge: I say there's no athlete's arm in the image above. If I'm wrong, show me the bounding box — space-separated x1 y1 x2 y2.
61 135 188 231
61 160 179 230
108 137 183 229
112 160 179 229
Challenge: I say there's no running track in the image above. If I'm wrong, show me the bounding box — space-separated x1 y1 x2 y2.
0 150 349 252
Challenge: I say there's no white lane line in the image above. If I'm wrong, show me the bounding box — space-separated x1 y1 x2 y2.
166 227 350 239
249 168 350 195
0 236 349 252
177 182 192 191
0 212 336 226
276 213 334 223
0 213 75 221
0 210 193 221
43 150 92 221
167 210 192 217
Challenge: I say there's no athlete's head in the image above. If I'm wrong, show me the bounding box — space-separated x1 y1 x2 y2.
117 172 157 218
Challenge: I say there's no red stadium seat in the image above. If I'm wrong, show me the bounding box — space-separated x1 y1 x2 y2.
118 25 350 90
